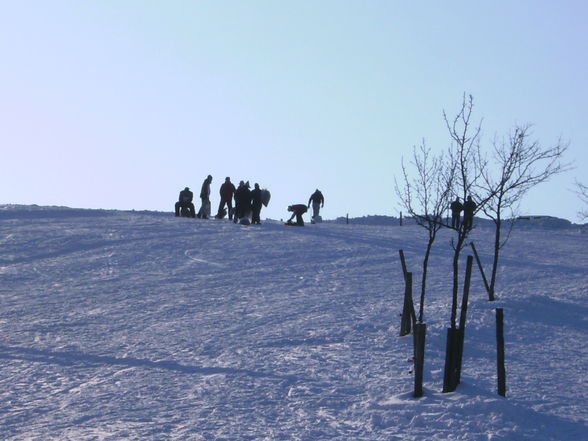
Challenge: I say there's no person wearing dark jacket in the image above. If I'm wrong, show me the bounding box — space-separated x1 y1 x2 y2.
217 177 236 219
233 181 244 222
450 197 463 229
462 196 477 230
175 187 195 217
250 183 263 224
308 189 324 221
286 204 308 226
197 175 213 219
234 181 252 223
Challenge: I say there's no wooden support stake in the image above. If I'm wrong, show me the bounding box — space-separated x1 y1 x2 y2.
413 323 426 398
399 272 413 336
470 242 493 300
398 249 408 280
458 255 473 330
442 327 460 393
444 256 473 392
455 255 473 385
496 308 507 397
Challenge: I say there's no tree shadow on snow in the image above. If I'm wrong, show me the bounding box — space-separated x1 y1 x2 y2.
0 345 303 383
0 232 189 266
506 295 588 333
376 382 588 440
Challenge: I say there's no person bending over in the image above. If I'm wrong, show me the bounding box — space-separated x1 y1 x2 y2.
175 187 195 218
286 204 308 226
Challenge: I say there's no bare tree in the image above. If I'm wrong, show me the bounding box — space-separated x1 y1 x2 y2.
575 180 588 220
444 94 491 329
395 140 454 323
478 125 570 300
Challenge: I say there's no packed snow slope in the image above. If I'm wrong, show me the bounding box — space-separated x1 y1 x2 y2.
1 206 587 441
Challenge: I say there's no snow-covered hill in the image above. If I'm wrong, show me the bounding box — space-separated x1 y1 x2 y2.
1 206 586 440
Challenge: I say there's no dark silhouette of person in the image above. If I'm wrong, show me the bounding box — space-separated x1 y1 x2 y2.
234 181 252 223
250 183 263 224
197 175 213 219
308 189 324 221
462 196 477 230
217 177 236 219
233 181 244 222
450 197 463 229
175 187 195 218
286 204 308 226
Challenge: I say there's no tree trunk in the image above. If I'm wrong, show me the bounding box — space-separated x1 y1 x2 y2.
419 238 434 323
451 234 465 329
489 216 501 301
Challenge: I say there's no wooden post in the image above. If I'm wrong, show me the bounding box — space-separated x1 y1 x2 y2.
400 211 403 226
399 272 413 336
413 323 426 397
442 327 460 393
455 255 473 384
409 286 416 328
443 255 473 392
346 213 349 225
457 255 473 369
398 249 408 279
470 242 493 300
496 308 507 397
458 255 473 330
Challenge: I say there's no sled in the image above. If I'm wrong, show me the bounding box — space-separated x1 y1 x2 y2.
284 221 303 227
197 200 212 219
261 189 271 207
202 200 212 218
180 206 193 218
214 208 228 219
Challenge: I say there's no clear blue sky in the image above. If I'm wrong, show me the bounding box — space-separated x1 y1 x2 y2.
1 1 587 221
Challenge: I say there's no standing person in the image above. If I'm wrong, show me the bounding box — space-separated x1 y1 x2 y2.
462 196 477 230
308 189 324 222
233 181 245 222
234 181 252 223
174 187 195 217
450 197 463 229
217 177 236 219
250 183 263 224
197 175 213 219
286 204 308 226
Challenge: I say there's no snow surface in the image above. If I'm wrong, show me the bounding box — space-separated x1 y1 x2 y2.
0 205 586 440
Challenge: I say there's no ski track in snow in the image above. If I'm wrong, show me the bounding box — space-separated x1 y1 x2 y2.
0 207 587 440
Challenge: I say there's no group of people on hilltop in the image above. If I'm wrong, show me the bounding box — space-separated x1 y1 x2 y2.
177 181 480 230
175 178 325 227
174 175 269 224
450 196 477 230
223 178 266 225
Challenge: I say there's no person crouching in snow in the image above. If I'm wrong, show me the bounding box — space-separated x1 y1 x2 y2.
286 204 308 226
175 187 195 217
